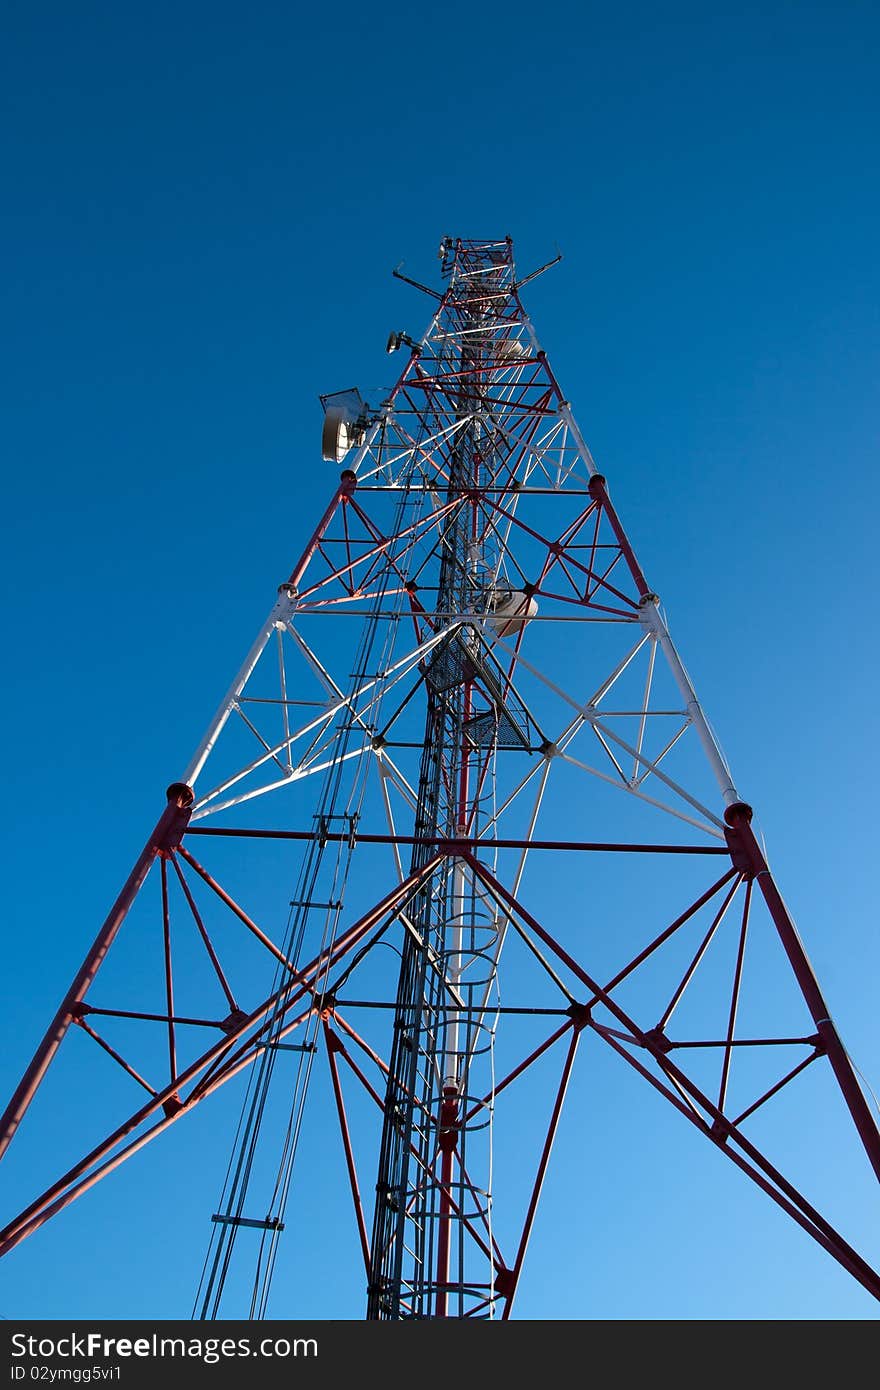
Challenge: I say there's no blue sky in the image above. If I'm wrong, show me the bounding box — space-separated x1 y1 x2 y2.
1 1 879 1321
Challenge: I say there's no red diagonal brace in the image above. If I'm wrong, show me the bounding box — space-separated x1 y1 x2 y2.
323 1021 371 1280
501 1027 581 1318
0 783 193 1161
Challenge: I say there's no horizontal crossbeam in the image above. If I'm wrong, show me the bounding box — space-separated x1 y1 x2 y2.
186 827 728 855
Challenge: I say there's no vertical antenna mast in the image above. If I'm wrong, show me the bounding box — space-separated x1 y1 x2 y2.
368 240 513 1318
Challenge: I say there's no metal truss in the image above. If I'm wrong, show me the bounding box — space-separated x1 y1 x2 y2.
1 236 878 1318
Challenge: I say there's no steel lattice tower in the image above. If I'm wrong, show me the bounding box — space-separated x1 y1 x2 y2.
2 236 879 1319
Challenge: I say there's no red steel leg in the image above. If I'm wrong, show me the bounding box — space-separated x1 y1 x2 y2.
726 803 880 1183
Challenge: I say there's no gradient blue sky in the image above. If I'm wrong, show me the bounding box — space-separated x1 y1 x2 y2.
1 1 879 1321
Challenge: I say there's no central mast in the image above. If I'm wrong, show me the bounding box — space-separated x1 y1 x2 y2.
368 241 506 1318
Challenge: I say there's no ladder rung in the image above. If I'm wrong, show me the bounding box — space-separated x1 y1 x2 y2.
211 1214 285 1231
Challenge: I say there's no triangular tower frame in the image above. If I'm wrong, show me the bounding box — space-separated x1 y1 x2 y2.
1 236 878 1318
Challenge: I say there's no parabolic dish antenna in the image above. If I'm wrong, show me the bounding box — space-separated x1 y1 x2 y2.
319 387 367 463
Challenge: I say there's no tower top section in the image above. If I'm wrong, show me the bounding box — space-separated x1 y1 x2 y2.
439 234 515 282
324 232 581 487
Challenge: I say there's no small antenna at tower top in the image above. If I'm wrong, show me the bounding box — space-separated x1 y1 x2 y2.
514 247 563 290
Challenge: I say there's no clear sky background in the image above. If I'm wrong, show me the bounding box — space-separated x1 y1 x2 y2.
1 0 879 1321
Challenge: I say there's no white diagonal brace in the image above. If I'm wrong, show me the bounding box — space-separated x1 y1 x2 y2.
639 595 740 807
182 590 295 788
